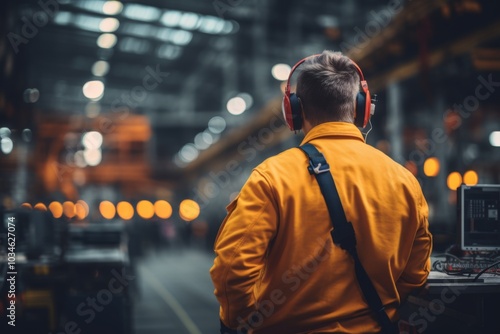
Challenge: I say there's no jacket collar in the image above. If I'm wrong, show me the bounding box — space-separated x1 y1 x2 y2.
300 122 366 145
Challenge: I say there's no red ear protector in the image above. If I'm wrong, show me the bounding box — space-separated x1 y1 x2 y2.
282 54 374 131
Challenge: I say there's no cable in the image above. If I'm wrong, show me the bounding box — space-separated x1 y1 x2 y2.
473 260 500 282
362 119 373 141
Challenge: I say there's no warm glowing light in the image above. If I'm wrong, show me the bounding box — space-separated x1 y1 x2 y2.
226 97 246 115
463 170 479 186
49 201 63 218
82 131 103 150
117 201 134 220
271 63 291 81
75 200 89 220
447 172 462 190
83 149 102 166
21 203 32 210
423 157 440 177
100 201 116 219
83 80 105 100
99 17 120 32
154 200 172 219
137 200 154 219
34 203 48 211
97 33 117 49
102 1 123 15
179 199 200 222
63 201 76 218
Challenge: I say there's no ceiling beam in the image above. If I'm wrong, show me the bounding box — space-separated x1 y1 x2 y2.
369 20 500 92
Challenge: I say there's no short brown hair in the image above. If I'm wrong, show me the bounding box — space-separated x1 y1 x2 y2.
296 50 360 126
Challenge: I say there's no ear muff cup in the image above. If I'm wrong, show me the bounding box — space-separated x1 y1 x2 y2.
354 91 366 128
289 93 303 131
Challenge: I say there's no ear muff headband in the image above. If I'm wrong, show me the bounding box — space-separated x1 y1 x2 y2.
351 62 372 128
282 54 372 131
282 55 320 131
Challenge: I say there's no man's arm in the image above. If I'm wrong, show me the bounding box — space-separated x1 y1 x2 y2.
210 169 278 330
396 183 433 301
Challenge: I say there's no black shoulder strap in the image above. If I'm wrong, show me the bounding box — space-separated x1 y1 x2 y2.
299 143 398 334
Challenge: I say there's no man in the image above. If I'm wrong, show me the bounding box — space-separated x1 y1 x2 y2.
210 51 432 333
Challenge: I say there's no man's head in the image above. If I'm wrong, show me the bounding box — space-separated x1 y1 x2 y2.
296 51 361 127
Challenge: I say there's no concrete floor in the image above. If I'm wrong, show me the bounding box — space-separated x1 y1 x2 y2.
133 248 220 334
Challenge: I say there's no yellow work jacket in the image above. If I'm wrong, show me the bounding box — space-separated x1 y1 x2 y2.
210 122 432 333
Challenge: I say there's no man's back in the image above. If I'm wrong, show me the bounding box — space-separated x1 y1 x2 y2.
211 122 432 333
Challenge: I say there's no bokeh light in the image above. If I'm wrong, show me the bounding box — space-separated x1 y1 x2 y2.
49 201 63 219
447 172 462 190
75 200 89 220
463 170 479 186
99 200 116 219
34 203 48 211
179 199 200 222
154 200 172 219
271 63 291 81
83 80 105 100
226 97 246 115
63 201 76 218
117 201 134 220
137 200 155 219
423 157 440 177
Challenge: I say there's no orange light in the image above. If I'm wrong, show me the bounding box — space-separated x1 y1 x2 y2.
463 170 478 186
179 199 200 222
75 202 88 220
137 200 154 219
21 203 32 210
423 157 440 177
49 202 63 218
117 201 134 220
447 172 462 190
63 201 76 218
154 200 172 219
34 203 48 211
99 201 116 220
77 200 90 218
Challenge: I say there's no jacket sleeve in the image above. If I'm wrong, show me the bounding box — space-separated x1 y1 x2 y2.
209 169 278 329
396 181 433 301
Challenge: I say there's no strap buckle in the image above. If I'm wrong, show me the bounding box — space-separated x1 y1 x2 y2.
308 161 330 174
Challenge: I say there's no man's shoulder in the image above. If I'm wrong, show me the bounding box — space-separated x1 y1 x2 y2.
255 147 307 175
361 145 422 190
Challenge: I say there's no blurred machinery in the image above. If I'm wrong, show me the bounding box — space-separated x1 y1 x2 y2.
0 207 134 334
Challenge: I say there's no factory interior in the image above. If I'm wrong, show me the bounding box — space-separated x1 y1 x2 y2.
1 0 500 333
